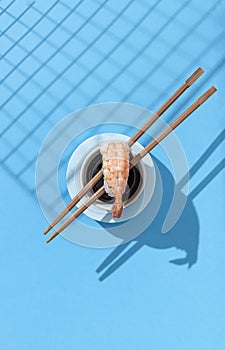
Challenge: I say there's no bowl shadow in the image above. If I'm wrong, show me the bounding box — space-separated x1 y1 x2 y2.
96 155 199 281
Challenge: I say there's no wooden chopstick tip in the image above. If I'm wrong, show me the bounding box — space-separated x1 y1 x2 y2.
198 85 217 105
46 229 60 243
209 85 217 97
186 67 204 86
46 235 54 244
198 67 204 73
195 67 205 76
210 85 217 93
43 226 52 235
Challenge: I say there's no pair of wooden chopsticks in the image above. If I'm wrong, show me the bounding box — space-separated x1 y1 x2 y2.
44 67 217 243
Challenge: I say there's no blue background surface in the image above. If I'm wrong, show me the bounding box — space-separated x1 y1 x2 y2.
0 0 225 349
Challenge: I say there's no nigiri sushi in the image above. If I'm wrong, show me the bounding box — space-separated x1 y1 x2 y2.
100 141 130 218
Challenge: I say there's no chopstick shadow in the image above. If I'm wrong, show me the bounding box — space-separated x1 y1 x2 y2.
96 130 225 281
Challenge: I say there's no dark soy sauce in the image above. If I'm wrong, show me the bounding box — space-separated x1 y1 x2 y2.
84 151 141 203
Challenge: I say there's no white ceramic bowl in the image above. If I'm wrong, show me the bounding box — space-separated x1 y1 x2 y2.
66 133 156 223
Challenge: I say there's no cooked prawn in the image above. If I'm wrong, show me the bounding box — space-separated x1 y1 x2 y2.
100 141 129 218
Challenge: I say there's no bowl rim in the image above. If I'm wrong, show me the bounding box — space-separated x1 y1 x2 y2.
66 132 156 223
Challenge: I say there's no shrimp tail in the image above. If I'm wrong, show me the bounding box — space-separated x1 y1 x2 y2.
112 202 123 218
112 193 123 218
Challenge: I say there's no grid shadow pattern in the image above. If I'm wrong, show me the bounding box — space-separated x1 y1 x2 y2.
0 0 224 195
